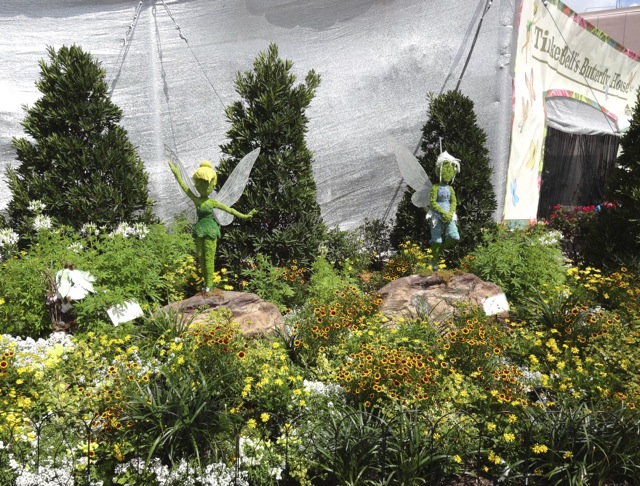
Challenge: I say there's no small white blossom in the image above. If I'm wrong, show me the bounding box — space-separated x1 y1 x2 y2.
109 222 149 239
131 222 149 239
32 215 53 231
27 200 46 212
539 230 562 245
67 242 84 253
0 228 19 247
109 222 132 238
80 223 100 237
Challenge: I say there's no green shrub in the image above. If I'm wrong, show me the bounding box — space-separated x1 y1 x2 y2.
465 223 565 304
0 221 195 337
240 253 304 312
6 45 156 243
320 226 370 275
217 43 325 271
307 255 357 305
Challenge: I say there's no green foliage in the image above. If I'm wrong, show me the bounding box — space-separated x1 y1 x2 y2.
124 310 245 467
217 43 325 271
546 204 599 263
320 226 370 275
465 223 565 304
355 218 394 270
307 255 356 305
585 88 640 267
6 45 155 243
240 253 304 312
391 90 497 264
0 222 196 337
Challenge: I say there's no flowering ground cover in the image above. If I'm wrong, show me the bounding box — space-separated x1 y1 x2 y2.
0 219 639 485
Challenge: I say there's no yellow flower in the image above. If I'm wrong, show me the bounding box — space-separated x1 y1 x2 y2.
0 298 5 305
562 450 573 459
503 432 515 443
487 422 496 431
532 443 548 454
453 454 462 464
488 450 501 464
247 419 257 429
260 413 270 423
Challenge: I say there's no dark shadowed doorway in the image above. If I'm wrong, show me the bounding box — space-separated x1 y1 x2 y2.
538 97 619 219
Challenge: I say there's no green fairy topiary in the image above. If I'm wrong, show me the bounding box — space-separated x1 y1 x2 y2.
168 150 260 291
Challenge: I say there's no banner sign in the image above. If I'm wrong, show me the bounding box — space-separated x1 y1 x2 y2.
503 0 640 222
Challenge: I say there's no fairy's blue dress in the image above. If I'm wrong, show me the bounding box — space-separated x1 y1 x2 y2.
427 185 459 244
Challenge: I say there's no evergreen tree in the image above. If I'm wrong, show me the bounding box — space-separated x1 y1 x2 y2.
216 43 324 270
586 88 640 266
6 45 155 239
391 90 497 264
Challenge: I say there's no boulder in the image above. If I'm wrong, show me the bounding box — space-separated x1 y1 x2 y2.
378 273 507 323
162 290 284 337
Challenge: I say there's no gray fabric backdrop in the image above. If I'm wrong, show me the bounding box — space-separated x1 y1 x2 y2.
0 0 515 229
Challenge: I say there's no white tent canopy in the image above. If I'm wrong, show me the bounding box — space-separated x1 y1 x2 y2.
0 0 514 229
546 97 619 136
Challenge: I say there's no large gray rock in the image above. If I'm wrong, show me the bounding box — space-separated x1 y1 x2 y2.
378 273 507 323
162 290 284 337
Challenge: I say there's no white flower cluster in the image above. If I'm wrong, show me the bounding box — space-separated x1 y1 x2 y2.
303 379 344 399
539 230 562 246
32 214 53 231
80 223 101 237
109 222 149 239
0 228 19 248
67 242 84 253
238 436 284 481
115 458 248 486
1 332 75 370
9 454 103 486
27 200 47 212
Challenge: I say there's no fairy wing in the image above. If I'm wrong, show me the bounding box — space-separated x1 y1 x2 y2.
165 145 198 223
212 147 261 226
165 145 197 195
388 138 432 208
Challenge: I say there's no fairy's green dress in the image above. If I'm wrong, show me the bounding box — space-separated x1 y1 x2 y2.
192 199 221 239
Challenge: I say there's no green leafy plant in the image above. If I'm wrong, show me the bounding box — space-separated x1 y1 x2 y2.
320 226 370 276
240 253 299 312
0 221 195 337
465 223 565 305
124 309 246 468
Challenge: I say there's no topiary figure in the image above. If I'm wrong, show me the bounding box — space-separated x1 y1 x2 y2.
168 150 260 291
391 90 496 265
391 138 461 270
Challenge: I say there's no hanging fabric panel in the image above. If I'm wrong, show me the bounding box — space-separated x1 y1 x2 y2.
538 126 618 219
546 97 618 136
